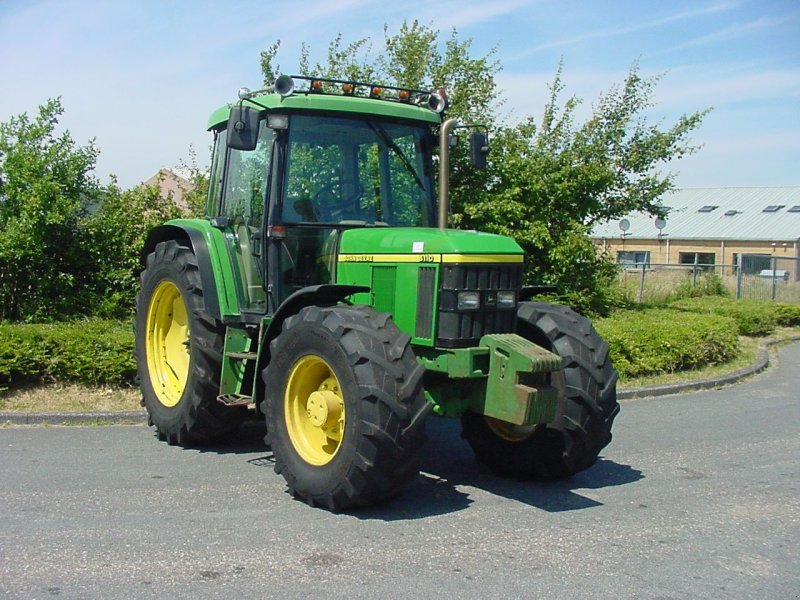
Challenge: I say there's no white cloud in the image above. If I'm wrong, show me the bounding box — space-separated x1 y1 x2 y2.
665 14 797 53
656 67 800 110
508 0 738 59
420 0 535 29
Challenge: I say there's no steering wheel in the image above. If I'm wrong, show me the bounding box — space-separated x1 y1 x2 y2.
313 178 364 222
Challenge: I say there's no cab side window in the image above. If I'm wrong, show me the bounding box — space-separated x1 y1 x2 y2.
219 121 272 312
222 123 270 225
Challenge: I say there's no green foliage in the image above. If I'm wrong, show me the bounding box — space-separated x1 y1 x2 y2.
177 145 210 218
460 63 709 314
672 272 729 300
0 100 193 322
773 303 800 327
595 309 739 379
82 181 183 317
0 320 136 387
0 98 100 321
259 27 707 316
669 297 778 336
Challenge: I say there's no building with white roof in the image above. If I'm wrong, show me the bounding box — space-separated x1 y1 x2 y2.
590 187 800 276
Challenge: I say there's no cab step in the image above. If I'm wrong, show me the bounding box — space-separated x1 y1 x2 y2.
217 393 253 407
225 351 257 360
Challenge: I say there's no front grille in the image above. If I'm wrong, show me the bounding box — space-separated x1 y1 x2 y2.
415 267 436 340
437 263 522 348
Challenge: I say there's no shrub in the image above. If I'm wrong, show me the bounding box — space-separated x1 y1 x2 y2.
672 272 729 300
773 303 800 327
669 297 777 336
595 309 739 379
0 320 136 388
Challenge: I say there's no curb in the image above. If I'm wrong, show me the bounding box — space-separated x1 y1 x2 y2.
2 338 799 425
0 410 148 426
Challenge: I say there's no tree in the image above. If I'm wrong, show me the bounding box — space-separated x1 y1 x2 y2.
0 98 100 321
461 63 710 313
258 25 708 314
177 145 210 218
260 21 499 125
82 181 184 318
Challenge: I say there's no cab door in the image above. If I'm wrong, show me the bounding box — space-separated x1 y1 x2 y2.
212 122 272 313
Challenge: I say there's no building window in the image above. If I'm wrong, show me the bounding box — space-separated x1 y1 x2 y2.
679 252 716 269
617 250 650 268
734 253 772 275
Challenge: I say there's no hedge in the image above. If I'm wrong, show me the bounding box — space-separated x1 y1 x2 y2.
595 309 740 380
1 299 796 389
0 320 136 387
667 297 800 336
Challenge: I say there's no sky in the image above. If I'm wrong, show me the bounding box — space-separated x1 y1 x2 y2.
0 0 798 190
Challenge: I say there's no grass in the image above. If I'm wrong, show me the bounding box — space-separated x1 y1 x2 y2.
0 383 142 413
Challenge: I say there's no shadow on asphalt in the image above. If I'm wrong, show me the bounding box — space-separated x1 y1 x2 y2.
354 419 644 521
193 414 644 521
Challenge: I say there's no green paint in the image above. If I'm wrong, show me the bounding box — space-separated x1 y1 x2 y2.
415 346 490 378
336 227 522 347
481 334 562 426
415 335 562 424
337 257 438 346
338 227 523 256
165 218 241 317
424 377 485 418
220 327 252 395
208 93 441 131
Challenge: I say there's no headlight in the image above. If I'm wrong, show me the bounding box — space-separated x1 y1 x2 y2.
496 291 516 308
457 291 481 310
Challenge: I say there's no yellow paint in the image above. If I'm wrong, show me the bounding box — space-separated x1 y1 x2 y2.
338 253 524 264
284 355 345 466
485 415 537 442
145 280 190 408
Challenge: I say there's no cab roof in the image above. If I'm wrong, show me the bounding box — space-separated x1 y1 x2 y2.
208 91 442 130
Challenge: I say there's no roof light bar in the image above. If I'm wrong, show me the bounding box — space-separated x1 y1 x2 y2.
253 75 448 113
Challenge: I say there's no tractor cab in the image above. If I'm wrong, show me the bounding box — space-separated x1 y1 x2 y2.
205 76 445 314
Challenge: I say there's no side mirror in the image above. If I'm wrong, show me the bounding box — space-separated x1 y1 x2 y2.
469 131 489 170
227 105 260 151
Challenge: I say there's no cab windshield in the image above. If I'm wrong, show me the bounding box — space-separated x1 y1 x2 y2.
280 114 435 227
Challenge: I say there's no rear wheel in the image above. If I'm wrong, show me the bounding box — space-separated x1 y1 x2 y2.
135 240 246 445
461 302 619 478
263 305 427 511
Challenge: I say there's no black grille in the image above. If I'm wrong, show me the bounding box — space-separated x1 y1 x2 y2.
415 267 436 340
437 263 522 348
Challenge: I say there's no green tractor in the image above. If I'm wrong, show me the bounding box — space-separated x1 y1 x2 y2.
135 75 619 511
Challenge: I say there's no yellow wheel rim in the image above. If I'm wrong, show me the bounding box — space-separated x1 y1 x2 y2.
485 416 537 442
145 280 190 408
284 355 346 466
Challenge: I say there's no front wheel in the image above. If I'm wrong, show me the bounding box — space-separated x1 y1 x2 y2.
461 302 619 478
263 305 427 511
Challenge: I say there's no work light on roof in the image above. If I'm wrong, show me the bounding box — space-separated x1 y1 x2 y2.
274 75 295 97
426 89 448 114
259 75 448 114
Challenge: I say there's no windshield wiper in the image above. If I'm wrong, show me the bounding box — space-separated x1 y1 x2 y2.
367 123 425 191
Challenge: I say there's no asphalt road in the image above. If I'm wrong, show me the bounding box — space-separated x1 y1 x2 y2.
2 344 799 600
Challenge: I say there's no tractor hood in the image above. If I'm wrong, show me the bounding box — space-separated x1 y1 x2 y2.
338 227 523 258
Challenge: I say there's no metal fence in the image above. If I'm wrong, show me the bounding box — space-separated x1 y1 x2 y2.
617 254 800 304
